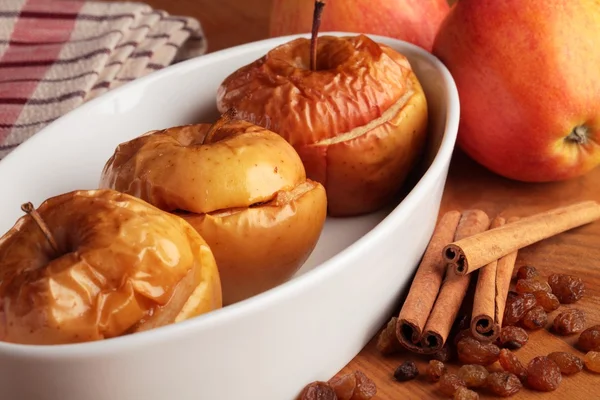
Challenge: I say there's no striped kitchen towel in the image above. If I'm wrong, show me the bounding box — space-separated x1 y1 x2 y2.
0 0 207 160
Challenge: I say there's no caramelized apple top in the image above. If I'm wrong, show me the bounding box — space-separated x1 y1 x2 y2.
216 34 415 146
100 121 307 214
0 190 220 345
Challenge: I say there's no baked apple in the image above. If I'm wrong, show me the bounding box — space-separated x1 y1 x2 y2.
99 117 327 305
216 2 429 216
0 189 222 345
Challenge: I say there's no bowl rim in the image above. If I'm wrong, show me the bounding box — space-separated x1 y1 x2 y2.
0 32 460 357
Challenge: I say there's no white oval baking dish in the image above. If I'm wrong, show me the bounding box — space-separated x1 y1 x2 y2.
0 32 459 400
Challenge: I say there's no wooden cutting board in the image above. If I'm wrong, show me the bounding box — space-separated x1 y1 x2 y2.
114 0 600 397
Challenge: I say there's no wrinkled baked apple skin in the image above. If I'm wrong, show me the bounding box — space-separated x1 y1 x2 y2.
216 35 429 216
0 189 222 345
180 180 327 305
100 121 327 305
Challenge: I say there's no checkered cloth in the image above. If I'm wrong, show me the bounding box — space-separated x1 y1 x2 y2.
0 0 207 160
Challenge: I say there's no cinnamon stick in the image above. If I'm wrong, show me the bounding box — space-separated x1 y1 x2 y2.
395 211 462 353
444 201 600 276
421 210 490 353
470 216 505 342
495 217 520 327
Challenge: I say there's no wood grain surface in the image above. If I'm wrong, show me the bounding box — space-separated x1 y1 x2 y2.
121 0 600 398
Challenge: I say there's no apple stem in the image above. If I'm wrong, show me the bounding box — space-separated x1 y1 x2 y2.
202 108 238 145
310 0 326 71
566 125 589 145
21 202 60 254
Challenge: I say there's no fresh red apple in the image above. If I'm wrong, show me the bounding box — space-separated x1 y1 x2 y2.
269 0 450 52
432 0 600 182
218 2 429 217
100 117 328 305
0 189 222 345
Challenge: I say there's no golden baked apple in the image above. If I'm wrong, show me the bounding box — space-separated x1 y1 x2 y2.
100 117 327 305
216 2 429 216
0 189 222 345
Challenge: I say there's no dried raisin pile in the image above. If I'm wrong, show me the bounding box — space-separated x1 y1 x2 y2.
521 293 537 313
552 308 586 335
521 306 547 330
439 373 466 397
533 291 560 312
298 381 337 400
454 387 479 400
578 325 600 352
547 352 584 376
498 349 527 383
393 361 419 382
515 278 551 294
485 372 522 397
584 351 600 373
426 360 447 382
457 337 500 366
457 364 488 388
526 356 562 392
498 326 528 349
548 273 585 304
516 265 538 280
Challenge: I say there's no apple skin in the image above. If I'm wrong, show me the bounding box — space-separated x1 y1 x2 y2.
217 35 429 216
0 189 222 345
269 0 450 52
432 0 600 182
100 121 327 306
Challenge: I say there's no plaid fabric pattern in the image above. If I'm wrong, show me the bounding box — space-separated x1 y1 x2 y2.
0 0 207 160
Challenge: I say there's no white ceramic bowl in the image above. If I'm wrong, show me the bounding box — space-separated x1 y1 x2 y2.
0 33 459 400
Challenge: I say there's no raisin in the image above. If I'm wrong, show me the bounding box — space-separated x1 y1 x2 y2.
329 371 376 400
521 293 537 313
547 352 583 376
552 308 586 335
298 381 337 400
584 351 600 373
516 265 538 280
502 294 526 326
376 317 403 355
457 364 488 388
351 371 376 400
515 278 551 294
439 373 466 396
453 328 473 346
393 361 419 382
498 326 528 349
548 273 585 304
432 345 453 363
533 291 560 312
526 356 562 392
454 387 479 400
329 373 355 400
426 360 447 382
577 325 600 352
521 306 547 330
498 349 527 383
485 372 522 397
457 337 500 366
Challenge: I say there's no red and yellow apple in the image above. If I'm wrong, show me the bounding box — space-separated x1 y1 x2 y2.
217 33 429 216
269 0 450 52
432 0 600 182
0 189 222 345
100 120 327 305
